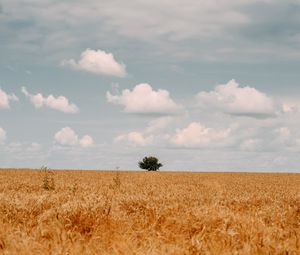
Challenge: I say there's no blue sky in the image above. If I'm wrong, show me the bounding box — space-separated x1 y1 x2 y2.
1 0 300 171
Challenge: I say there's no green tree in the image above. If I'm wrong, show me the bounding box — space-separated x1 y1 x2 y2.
138 156 163 171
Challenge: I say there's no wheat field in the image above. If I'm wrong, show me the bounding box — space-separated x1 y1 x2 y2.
0 169 299 255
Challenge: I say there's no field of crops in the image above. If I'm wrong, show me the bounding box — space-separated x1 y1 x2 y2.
0 169 299 254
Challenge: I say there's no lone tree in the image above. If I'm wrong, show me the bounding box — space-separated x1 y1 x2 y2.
138 156 163 171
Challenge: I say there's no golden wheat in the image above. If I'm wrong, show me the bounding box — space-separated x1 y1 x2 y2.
0 169 299 254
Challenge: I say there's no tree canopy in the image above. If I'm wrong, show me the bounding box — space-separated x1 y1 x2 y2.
138 156 163 171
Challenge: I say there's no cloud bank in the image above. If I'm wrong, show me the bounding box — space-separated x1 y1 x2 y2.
22 87 79 113
62 49 127 77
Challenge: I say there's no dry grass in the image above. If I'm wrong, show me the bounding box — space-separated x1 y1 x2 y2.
0 169 299 254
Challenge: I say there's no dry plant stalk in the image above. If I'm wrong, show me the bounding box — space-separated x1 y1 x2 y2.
0 169 299 254
41 166 55 191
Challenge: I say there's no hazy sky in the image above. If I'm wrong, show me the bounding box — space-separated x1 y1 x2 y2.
1 0 300 171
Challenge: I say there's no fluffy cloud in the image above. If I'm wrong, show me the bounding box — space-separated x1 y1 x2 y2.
79 135 94 148
196 79 280 118
0 88 18 109
115 132 153 147
54 127 78 146
61 48 126 77
54 127 93 148
22 87 79 113
107 83 181 114
114 116 174 146
116 119 235 149
0 127 6 144
170 122 232 148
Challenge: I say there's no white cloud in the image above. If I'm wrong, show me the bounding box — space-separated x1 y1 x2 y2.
114 116 174 147
107 83 181 114
281 97 300 113
54 127 94 148
22 87 79 113
170 122 232 148
79 135 94 148
282 103 297 113
115 131 153 147
61 48 126 77
0 127 6 144
196 79 280 118
54 127 78 146
0 88 18 109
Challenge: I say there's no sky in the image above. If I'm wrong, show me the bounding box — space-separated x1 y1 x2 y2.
1 0 300 171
